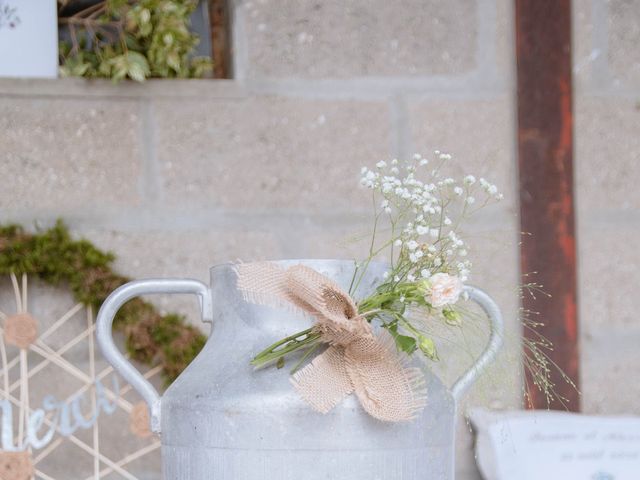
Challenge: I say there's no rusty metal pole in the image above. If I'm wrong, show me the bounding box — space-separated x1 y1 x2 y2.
515 0 580 410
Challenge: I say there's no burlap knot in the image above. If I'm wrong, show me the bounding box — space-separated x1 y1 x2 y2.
4 313 38 350
129 401 153 439
236 262 427 422
0 451 34 480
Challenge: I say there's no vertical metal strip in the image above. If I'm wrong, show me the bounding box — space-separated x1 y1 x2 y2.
515 0 580 410
209 0 233 78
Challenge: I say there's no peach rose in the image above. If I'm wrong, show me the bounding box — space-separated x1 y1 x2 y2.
428 273 463 308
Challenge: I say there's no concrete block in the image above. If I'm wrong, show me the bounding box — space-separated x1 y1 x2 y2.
495 0 515 85
608 0 640 89
0 97 145 211
153 96 392 212
581 329 640 414
239 0 478 78
407 95 517 213
575 96 640 214
579 224 640 332
572 0 597 91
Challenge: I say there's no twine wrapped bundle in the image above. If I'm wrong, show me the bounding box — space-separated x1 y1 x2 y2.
236 262 427 422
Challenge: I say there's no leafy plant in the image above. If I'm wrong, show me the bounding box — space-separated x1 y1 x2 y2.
58 0 212 82
0 220 206 383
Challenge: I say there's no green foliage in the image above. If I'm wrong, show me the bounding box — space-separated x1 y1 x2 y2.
59 0 212 82
0 220 206 383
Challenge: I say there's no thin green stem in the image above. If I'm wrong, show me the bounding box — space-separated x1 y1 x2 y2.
290 341 322 375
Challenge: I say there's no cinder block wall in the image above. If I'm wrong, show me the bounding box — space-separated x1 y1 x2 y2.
0 1 637 478
573 0 640 415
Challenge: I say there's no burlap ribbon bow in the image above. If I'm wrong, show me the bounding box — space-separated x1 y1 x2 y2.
236 262 427 422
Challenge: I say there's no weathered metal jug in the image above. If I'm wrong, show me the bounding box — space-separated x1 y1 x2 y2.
96 260 503 480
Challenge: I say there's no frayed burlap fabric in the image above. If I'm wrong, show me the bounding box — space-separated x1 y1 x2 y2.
236 262 427 422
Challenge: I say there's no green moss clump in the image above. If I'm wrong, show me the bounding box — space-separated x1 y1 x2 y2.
0 220 206 383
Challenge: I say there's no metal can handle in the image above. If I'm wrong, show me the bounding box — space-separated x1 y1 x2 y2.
95 278 213 433
451 285 504 401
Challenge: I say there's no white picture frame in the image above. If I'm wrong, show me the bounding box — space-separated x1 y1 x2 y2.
469 408 640 480
0 0 58 78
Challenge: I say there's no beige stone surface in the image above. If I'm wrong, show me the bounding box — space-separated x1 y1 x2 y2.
154 96 391 212
581 329 640 414
0 97 145 211
608 0 640 89
578 224 640 332
407 95 517 213
495 0 515 84
241 0 477 78
572 0 596 90
575 96 640 214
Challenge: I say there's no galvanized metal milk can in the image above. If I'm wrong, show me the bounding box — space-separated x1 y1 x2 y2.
96 260 503 480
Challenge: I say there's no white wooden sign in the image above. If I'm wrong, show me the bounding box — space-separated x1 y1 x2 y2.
0 0 58 78
469 408 640 480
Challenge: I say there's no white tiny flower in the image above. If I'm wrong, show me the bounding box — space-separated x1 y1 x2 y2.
376 160 387 168
434 257 442 267
419 159 428 166
420 269 431 278
409 253 419 263
454 186 464 196
430 228 439 238
407 274 416 282
400 296 406 303
464 175 476 185
428 245 436 253
466 196 475 205
394 239 403 247
407 240 419 251
394 275 400 282
444 217 452 226
416 225 429 236
360 166 367 174
391 158 399 165
383 271 390 279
